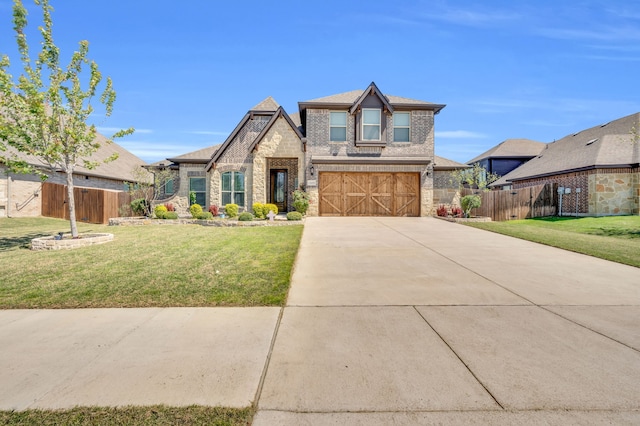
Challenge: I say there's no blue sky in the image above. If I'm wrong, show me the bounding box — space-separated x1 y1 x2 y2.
2 0 640 164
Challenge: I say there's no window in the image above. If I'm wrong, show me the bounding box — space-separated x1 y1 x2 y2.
164 178 174 195
393 112 410 142
362 108 381 141
221 171 245 207
189 177 206 206
330 112 347 141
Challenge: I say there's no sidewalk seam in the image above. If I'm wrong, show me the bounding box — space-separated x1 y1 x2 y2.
413 306 505 410
253 306 285 410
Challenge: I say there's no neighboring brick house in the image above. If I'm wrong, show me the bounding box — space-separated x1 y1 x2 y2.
467 138 546 177
492 112 640 216
0 133 149 218
155 83 447 217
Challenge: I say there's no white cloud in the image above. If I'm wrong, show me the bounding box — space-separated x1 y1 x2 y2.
186 130 229 136
98 127 153 134
435 130 487 139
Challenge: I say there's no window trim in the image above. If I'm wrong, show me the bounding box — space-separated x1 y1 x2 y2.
329 111 347 142
362 108 381 141
221 171 245 207
393 112 411 142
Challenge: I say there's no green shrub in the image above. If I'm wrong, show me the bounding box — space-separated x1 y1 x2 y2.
253 202 266 219
265 203 278 215
461 195 481 218
195 211 214 220
190 203 203 218
225 203 239 218
293 189 310 215
130 198 149 216
286 211 303 221
154 205 168 218
163 211 178 220
238 211 254 221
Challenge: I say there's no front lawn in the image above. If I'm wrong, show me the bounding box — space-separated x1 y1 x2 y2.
464 216 640 268
0 405 252 426
0 217 303 308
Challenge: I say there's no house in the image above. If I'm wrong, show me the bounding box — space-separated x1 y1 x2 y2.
0 132 149 218
466 138 546 177
154 83 447 217
492 112 640 216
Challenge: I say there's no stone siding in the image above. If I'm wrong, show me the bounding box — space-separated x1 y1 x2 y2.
157 163 207 215
251 117 304 211
513 168 639 216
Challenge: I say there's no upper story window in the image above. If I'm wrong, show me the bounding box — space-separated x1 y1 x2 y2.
222 171 245 207
362 108 381 141
330 112 347 141
393 112 410 142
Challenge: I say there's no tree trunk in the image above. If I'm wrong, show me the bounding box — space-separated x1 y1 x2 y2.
65 167 79 238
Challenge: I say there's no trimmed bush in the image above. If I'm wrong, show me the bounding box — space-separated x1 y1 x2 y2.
208 205 219 216
161 211 178 220
225 203 239 218
293 189 309 215
196 211 214 220
265 203 278 216
189 203 203 218
461 195 481 218
154 205 168 218
238 211 254 221
253 202 266 219
286 211 303 221
130 198 149 216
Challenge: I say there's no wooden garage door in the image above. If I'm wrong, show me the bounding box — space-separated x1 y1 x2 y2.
319 172 420 217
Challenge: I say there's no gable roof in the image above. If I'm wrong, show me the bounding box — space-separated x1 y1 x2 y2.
467 139 546 164
434 155 471 170
298 82 446 114
3 132 150 183
167 144 221 164
204 100 302 172
493 112 640 185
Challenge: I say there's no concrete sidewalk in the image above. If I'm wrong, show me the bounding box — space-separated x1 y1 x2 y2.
1 217 639 425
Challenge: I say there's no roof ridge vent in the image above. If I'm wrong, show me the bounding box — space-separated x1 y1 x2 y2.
586 138 598 146
600 122 610 127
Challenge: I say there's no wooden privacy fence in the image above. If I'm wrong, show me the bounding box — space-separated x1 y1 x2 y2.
42 182 131 224
462 183 557 221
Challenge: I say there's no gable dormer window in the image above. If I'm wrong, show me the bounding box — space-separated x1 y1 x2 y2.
330 112 347 141
362 109 381 141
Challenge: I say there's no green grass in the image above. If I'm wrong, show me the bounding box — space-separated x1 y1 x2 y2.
0 405 252 425
0 217 303 309
464 216 640 268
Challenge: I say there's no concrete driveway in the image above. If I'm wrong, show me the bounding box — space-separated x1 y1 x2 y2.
254 217 640 425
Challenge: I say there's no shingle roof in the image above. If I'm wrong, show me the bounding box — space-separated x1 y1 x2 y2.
467 139 546 164
251 96 280 111
4 132 150 183
493 112 640 185
301 90 441 107
167 144 221 163
434 155 470 170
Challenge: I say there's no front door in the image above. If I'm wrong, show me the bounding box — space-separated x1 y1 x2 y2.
270 169 287 212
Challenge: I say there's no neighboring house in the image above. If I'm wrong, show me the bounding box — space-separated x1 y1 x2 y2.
433 155 470 209
0 133 149 218
467 138 546 177
155 83 447 217
492 112 640 216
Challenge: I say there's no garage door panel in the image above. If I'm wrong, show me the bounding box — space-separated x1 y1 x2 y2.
319 172 420 217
